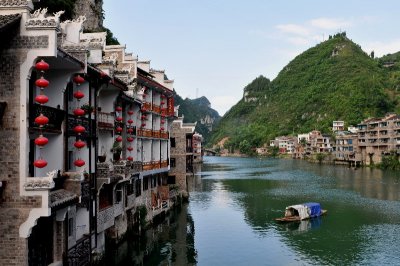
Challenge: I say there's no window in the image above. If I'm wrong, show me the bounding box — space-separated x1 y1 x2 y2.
68 217 74 237
116 189 122 203
170 137 176 148
170 158 176 168
143 176 149 191
168 175 176 185
127 182 134 196
135 179 141 197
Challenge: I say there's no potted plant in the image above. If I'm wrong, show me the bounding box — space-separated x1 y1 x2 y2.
81 103 94 114
98 146 106 163
111 141 122 161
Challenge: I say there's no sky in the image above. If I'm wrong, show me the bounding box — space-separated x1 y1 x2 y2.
103 0 400 115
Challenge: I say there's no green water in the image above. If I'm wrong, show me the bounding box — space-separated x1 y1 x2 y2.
111 156 400 265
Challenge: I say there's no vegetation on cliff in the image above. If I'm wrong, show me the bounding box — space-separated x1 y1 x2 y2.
210 33 399 153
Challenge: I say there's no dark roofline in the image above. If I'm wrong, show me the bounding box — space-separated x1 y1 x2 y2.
138 72 173 97
137 67 155 78
0 14 21 34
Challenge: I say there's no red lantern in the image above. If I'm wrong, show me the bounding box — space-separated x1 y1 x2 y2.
73 90 85 100
127 119 133 124
160 127 165 131
35 94 49 105
34 159 47 168
127 110 134 115
116 126 123 133
116 116 123 122
73 108 85 116
35 114 49 126
127 146 133 152
35 60 49 72
127 128 133 134
161 101 165 105
141 123 146 127
116 136 123 142
127 137 134 142
35 77 49 88
73 75 85 84
141 115 146 120
127 156 133 161
34 135 48 147
115 106 122 112
74 125 85 134
74 140 86 149
74 159 85 167
161 119 165 124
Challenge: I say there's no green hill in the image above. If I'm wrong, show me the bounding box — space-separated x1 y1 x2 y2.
173 92 221 143
210 33 399 153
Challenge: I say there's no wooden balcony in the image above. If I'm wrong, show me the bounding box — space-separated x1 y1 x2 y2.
67 114 96 137
152 130 161 138
152 161 161 169
152 104 161 114
98 111 114 130
138 128 152 137
29 104 65 133
142 102 152 112
161 160 168 168
161 131 169 139
142 162 152 171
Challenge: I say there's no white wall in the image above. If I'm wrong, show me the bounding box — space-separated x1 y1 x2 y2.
75 208 89 240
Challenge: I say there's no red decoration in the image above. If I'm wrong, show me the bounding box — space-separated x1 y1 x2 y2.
73 90 85 100
74 159 85 167
127 137 134 142
127 119 133 124
161 119 165 124
34 159 47 168
35 94 49 105
73 75 85 84
161 101 165 105
35 77 49 88
141 115 146 120
34 135 48 147
35 114 49 126
73 108 85 116
100 71 108 78
115 106 122 112
74 125 85 134
116 116 123 122
141 123 146 127
143 93 147 97
127 128 133 134
160 127 165 131
127 110 134 115
35 60 49 72
116 126 123 133
116 136 123 142
127 156 133 161
127 146 133 151
74 140 86 149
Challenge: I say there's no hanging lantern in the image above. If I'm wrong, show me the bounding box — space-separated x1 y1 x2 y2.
161 119 165 124
74 159 85 167
116 116 123 122
141 115 146 120
127 137 134 142
35 114 49 126
34 159 47 168
127 128 133 134
35 94 49 105
73 75 85 84
115 106 122 112
116 126 123 133
73 90 85 100
34 135 48 147
160 127 165 131
74 140 86 149
141 123 146 127
35 77 49 88
127 110 134 115
127 146 133 152
35 60 49 72
127 156 133 161
127 119 133 124
73 108 85 116
160 101 165 105
74 125 85 134
116 136 123 142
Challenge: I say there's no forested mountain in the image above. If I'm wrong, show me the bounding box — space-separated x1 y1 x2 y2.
174 92 221 143
210 33 400 152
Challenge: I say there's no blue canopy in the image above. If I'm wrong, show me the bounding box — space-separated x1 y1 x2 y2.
304 202 322 218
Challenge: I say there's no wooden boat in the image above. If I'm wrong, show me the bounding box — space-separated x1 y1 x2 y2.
275 202 327 223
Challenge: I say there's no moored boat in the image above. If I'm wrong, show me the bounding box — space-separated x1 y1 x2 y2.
275 202 327 222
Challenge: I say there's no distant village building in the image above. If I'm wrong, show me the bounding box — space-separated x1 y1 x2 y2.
332 121 345 131
270 136 297 154
333 131 361 166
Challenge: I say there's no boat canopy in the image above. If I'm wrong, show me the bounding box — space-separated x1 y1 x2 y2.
285 202 322 220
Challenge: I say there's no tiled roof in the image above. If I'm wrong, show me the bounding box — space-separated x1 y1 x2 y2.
0 14 21 33
50 189 79 208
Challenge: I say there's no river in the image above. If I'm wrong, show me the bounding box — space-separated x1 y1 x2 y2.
108 156 400 265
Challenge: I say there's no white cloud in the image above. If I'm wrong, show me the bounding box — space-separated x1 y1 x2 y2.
309 17 352 30
363 39 400 57
210 95 240 115
276 24 310 36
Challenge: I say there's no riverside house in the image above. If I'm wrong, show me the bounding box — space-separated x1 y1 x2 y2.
0 2 186 265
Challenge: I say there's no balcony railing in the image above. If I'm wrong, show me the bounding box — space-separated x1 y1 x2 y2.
152 104 161 114
161 131 169 139
152 130 161 138
29 104 65 132
143 162 152 171
138 128 152 137
142 102 152 112
98 111 114 129
65 235 90 266
67 114 96 137
161 160 168 168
